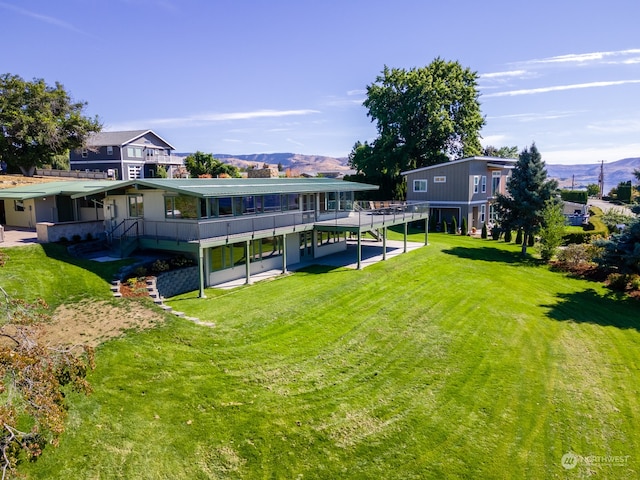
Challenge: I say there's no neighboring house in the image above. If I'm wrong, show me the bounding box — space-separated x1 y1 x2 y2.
0 178 430 294
402 156 516 230
69 130 181 180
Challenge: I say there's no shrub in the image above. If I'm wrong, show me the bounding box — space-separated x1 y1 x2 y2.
133 266 147 278
560 190 588 204
59 236 68 243
451 217 458 235
515 229 523 245
528 234 535 247
491 226 500 240
151 259 170 273
557 243 600 268
504 229 512 243
442 220 448 234
72 234 82 243
481 223 487 239
85 232 93 241
169 255 194 268
430 214 438 232
607 273 631 292
461 217 468 236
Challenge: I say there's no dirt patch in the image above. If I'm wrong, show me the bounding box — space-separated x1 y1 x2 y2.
39 300 166 347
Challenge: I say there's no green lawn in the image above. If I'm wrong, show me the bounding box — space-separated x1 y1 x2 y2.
14 234 640 479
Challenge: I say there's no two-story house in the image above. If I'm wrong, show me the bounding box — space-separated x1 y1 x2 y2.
69 130 182 180
402 156 516 230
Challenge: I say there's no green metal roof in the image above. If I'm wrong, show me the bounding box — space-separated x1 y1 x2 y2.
0 177 378 200
72 177 378 199
0 180 119 200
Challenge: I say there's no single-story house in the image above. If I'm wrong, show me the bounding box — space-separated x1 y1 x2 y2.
1 178 430 295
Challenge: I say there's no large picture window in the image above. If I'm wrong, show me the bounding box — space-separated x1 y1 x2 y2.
165 195 197 219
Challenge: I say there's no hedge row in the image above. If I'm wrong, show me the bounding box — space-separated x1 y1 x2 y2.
560 190 588 204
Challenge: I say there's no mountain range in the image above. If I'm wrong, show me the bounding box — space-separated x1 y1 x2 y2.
545 157 640 193
176 153 639 193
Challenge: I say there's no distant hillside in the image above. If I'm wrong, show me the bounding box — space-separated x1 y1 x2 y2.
546 157 640 193
173 152 639 193
175 152 351 174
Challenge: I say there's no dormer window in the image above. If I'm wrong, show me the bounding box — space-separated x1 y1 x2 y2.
81 149 88 158
106 146 113 155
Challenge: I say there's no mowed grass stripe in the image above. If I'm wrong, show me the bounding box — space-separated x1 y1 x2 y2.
19 234 640 479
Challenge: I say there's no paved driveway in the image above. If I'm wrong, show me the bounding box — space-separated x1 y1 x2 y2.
588 199 634 216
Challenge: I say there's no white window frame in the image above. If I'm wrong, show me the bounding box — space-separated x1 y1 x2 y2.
492 171 501 195
413 179 428 192
106 146 113 156
433 176 446 183
473 176 480 194
480 204 486 223
81 149 88 158
481 175 487 193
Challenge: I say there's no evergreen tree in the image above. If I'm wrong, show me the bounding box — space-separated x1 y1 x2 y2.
504 229 512 243
451 216 458 234
461 217 468 236
481 223 488 239
494 143 558 255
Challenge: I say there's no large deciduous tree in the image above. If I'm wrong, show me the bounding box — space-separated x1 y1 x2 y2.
0 74 101 176
495 143 558 256
482 145 518 159
349 58 485 199
184 151 241 178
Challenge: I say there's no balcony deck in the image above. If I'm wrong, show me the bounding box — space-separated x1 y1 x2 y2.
111 201 430 249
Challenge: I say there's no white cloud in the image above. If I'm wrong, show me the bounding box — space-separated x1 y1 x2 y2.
347 89 367 96
484 79 640 98
487 111 581 122
522 48 640 66
480 70 529 79
109 109 320 130
587 118 640 134
0 1 91 36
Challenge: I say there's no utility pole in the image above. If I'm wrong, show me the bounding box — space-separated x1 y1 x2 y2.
598 160 604 199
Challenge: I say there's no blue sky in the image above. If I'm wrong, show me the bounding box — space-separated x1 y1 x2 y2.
2 0 640 165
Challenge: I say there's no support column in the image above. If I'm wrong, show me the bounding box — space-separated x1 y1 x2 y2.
425 217 429 245
198 246 206 298
382 226 387 261
282 233 288 274
403 222 408 253
357 230 362 270
245 240 251 285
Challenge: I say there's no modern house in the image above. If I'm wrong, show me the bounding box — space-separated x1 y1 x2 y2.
0 178 430 294
402 156 516 230
69 130 182 180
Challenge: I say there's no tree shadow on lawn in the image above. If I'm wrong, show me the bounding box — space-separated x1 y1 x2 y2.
442 245 543 266
542 288 640 331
